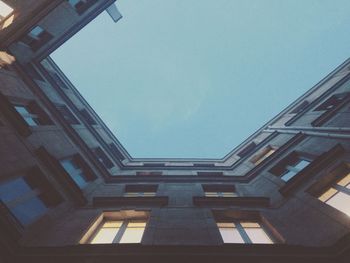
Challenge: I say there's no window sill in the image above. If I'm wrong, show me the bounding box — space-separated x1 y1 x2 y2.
93 196 168 207
193 196 270 207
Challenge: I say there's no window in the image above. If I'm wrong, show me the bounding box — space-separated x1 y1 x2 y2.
20 26 53 51
109 143 125 161
68 0 97 15
14 102 52 126
93 147 114 169
0 169 61 225
217 221 273 244
250 146 276 165
60 156 93 188
124 184 158 197
25 63 44 81
237 142 257 158
80 109 97 125
49 71 69 89
314 92 349 111
291 100 309 114
202 185 237 197
270 152 311 182
89 220 146 244
55 104 80 125
0 1 14 29
318 172 350 216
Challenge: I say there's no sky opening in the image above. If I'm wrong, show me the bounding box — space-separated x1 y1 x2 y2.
52 0 350 158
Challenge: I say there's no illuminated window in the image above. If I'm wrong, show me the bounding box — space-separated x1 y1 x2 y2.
14 102 52 126
205 192 237 197
124 184 158 197
318 172 350 216
270 152 311 182
90 220 146 244
203 184 237 197
0 169 61 225
250 146 276 165
217 221 273 244
0 1 14 29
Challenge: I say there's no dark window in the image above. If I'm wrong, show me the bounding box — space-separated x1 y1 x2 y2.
80 109 97 125
237 142 257 158
0 1 14 30
193 163 215 167
49 71 69 89
143 163 165 167
67 0 98 15
314 92 349 111
109 143 125 161
291 100 309 114
14 102 52 126
93 147 114 169
60 155 95 188
269 152 311 182
20 26 53 51
0 168 62 225
25 63 44 81
55 104 80 125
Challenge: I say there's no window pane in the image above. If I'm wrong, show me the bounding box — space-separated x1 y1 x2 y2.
245 228 273 244
103 221 123 228
0 1 13 18
318 187 337 202
119 226 145 243
24 116 37 126
337 173 350 187
326 191 350 216
219 227 245 243
29 26 44 37
281 170 296 182
241 222 260 228
11 197 47 225
14 106 30 115
91 227 120 244
294 160 310 170
0 177 32 202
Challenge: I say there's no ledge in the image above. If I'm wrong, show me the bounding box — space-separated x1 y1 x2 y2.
93 196 169 207
10 234 350 263
193 196 270 207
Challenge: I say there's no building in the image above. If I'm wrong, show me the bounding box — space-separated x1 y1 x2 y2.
0 1 349 262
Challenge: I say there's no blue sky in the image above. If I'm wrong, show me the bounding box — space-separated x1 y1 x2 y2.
52 0 350 158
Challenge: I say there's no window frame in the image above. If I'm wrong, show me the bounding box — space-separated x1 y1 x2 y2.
88 219 147 244
217 220 274 244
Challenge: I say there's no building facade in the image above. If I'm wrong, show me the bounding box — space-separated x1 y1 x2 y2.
0 1 349 262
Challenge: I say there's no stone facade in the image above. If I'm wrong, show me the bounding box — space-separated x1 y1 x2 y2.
0 1 349 262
